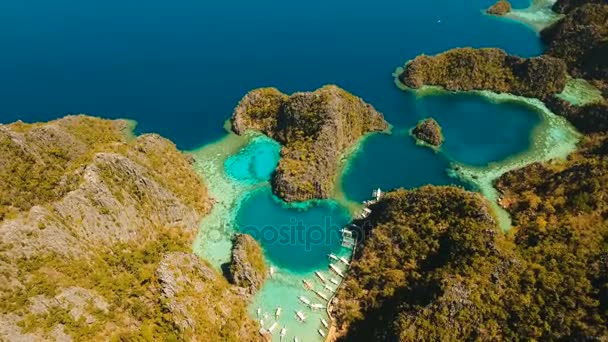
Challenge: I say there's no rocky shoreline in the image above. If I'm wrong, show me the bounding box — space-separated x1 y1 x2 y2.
411 118 444 147
398 47 568 100
231 85 389 202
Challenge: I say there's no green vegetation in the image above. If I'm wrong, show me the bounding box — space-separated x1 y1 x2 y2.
334 180 608 340
0 117 126 220
6 228 187 339
0 116 209 221
399 48 568 99
411 118 444 147
541 3 608 92
0 115 257 341
231 85 388 201
3 228 255 341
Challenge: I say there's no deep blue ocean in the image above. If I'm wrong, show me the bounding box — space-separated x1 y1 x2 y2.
1 0 539 150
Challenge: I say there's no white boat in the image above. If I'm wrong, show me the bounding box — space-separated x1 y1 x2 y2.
302 279 313 290
270 267 276 277
328 253 339 261
329 263 344 277
321 318 329 329
299 296 310 305
296 311 307 322
260 318 264 326
294 337 299 342
315 271 327 283
330 278 340 286
315 291 329 301
280 327 287 338
310 303 324 310
339 256 350 266
257 307 261 317
275 307 282 318
268 322 278 333
318 329 326 338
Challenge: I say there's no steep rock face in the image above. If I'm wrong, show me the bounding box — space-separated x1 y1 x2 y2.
552 0 607 14
333 186 499 341
157 252 261 341
399 48 568 99
231 87 288 136
541 4 608 91
231 85 388 201
227 234 267 296
486 0 512 15
0 116 259 341
412 118 444 147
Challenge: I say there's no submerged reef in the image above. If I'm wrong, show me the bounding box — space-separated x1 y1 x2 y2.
398 48 567 100
227 233 268 296
486 0 512 15
412 117 444 147
231 85 388 202
541 3 608 93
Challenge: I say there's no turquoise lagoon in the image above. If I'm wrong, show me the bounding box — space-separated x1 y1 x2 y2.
0 0 584 341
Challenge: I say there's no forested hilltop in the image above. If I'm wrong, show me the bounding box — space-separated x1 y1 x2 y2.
231 85 388 202
0 116 261 341
334 0 608 340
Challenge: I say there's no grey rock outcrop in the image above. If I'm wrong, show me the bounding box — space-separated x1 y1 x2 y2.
231 85 389 201
227 234 267 296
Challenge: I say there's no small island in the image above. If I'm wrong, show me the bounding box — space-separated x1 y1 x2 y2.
486 0 512 15
412 117 444 147
232 85 389 202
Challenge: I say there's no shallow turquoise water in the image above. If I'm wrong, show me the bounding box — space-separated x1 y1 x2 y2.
225 136 281 184
222 139 352 341
236 187 351 272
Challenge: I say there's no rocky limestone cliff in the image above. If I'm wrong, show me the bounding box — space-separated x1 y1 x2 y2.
412 118 444 147
486 0 512 15
552 0 607 14
227 234 267 296
398 48 568 100
541 3 608 92
0 116 260 341
231 85 389 202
